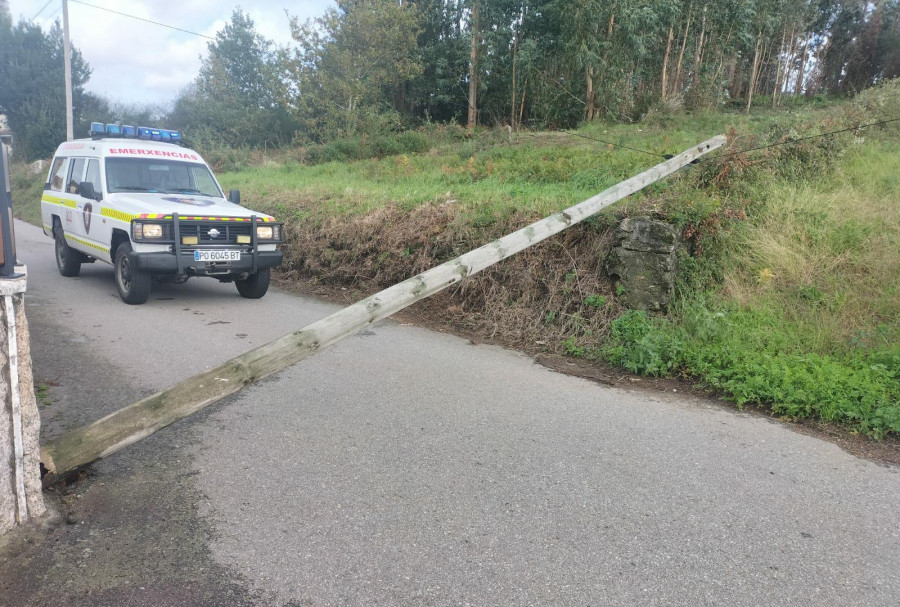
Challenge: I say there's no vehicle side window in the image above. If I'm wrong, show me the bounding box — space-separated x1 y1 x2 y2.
48 157 67 191
67 158 86 194
84 159 101 197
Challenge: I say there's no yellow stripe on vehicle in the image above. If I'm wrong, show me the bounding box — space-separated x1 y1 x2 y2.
100 208 139 223
63 233 110 254
42 194 77 209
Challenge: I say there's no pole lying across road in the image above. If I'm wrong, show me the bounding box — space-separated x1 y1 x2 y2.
40 135 727 480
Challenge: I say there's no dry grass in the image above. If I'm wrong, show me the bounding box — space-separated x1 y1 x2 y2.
722 140 900 351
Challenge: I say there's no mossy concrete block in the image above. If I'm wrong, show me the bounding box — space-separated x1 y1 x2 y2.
605 217 680 312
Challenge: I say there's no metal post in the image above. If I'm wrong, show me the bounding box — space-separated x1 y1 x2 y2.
62 0 74 142
0 145 19 278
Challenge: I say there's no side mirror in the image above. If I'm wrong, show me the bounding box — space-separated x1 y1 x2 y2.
80 181 100 201
228 189 241 204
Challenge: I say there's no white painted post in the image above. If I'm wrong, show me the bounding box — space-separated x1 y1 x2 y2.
1 269 45 534
41 136 726 478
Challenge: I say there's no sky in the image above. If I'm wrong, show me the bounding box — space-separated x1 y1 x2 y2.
8 0 334 107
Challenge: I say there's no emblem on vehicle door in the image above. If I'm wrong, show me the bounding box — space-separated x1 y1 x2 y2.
83 202 93 233
208 228 221 239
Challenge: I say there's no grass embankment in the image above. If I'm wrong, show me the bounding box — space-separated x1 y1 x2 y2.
11 85 898 436
604 139 900 436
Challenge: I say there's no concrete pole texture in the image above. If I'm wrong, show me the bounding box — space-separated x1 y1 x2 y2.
0 268 45 534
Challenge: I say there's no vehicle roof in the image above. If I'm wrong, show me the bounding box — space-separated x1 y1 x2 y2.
54 138 203 159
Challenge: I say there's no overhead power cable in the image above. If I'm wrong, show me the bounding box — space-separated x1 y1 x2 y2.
554 130 670 158
519 129 669 159
696 116 900 164
69 0 215 40
528 116 900 164
32 0 54 21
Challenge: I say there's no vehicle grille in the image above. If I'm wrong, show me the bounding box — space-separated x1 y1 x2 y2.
179 222 253 245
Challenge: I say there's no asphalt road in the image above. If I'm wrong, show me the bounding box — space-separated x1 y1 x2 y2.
3 219 899 606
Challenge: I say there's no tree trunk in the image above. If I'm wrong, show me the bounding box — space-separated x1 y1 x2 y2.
518 77 528 126
467 2 479 129
746 33 763 113
662 26 674 100
795 33 808 95
585 65 595 121
511 6 521 130
773 27 794 107
727 59 737 96
674 3 694 94
691 4 708 90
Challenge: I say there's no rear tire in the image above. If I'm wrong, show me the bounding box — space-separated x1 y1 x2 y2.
235 268 270 299
114 243 151 305
54 229 81 277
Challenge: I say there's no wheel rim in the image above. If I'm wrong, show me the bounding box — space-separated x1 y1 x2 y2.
55 236 67 267
118 256 132 293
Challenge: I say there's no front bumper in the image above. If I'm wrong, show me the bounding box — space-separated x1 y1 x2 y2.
129 250 283 276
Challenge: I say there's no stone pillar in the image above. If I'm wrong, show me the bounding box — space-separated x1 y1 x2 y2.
1 268 45 534
605 217 680 312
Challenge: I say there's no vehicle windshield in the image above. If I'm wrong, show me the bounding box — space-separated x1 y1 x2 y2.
105 158 223 197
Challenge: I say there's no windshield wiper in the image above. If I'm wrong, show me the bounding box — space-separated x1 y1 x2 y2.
116 186 158 192
165 188 204 194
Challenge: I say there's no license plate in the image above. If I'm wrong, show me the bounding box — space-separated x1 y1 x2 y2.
194 250 241 262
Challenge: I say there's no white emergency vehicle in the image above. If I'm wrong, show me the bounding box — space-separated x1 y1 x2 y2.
40 122 283 304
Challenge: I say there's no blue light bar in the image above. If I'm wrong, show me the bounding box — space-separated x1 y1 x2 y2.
90 121 183 144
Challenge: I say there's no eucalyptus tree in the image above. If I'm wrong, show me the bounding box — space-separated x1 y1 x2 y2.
408 0 470 123
169 9 295 148
286 0 423 140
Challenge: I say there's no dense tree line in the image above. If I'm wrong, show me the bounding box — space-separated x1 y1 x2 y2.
175 0 900 144
2 1 898 158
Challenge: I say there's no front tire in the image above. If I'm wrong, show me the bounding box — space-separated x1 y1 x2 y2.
235 268 270 299
114 243 151 305
54 229 81 277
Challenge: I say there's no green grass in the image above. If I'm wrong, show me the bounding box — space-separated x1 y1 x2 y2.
10 163 47 226
596 87 900 436
217 102 845 228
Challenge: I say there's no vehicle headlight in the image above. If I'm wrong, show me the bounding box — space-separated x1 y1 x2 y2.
256 225 274 240
133 223 165 239
141 223 164 239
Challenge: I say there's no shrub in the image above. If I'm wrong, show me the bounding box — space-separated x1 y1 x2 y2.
602 304 900 437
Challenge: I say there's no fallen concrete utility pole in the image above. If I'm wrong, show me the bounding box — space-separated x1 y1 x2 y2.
40 135 726 479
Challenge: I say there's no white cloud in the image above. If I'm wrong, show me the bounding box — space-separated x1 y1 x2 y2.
8 0 334 106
